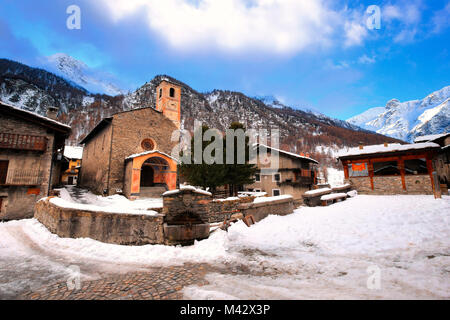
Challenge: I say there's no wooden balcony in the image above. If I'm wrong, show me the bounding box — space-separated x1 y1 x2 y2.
4 169 44 186
0 133 48 152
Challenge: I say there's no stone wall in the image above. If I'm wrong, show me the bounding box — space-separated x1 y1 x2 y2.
349 175 434 195
208 197 252 223
208 196 294 223
348 177 372 193
35 190 295 246
79 123 112 195
35 198 165 245
404 175 433 194
373 176 403 194
239 198 294 222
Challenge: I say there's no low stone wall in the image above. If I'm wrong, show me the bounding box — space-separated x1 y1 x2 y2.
208 196 294 223
348 177 372 193
404 175 433 194
349 175 434 195
208 197 253 223
35 193 295 245
239 198 294 222
35 198 165 245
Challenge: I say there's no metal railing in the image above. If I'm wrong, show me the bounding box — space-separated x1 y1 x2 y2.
0 133 48 152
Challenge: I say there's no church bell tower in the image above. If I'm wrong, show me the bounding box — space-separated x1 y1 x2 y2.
155 80 181 129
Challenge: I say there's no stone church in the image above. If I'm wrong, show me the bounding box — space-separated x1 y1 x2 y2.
79 80 181 198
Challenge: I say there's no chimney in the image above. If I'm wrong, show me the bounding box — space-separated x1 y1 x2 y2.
300 152 305 156
46 106 59 120
358 142 364 150
384 142 389 147
306 153 310 158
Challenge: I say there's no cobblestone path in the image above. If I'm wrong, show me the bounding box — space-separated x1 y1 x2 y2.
21 264 215 300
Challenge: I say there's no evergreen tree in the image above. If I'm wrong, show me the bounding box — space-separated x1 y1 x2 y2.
224 122 257 196
178 125 227 195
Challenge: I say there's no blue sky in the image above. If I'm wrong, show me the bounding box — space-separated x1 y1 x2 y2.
0 0 449 120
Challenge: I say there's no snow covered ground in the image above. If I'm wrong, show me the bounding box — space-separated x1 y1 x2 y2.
50 186 163 215
0 195 449 299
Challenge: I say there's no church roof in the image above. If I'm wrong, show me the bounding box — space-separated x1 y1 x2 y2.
79 117 112 145
125 150 179 163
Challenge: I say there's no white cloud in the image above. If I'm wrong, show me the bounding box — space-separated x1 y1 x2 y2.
431 2 450 34
358 54 376 64
382 1 422 43
344 21 368 47
394 28 417 43
100 0 368 54
383 2 421 25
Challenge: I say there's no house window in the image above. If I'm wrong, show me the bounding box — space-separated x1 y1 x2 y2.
169 88 175 98
0 160 8 185
348 162 368 177
273 173 281 182
373 161 400 176
404 158 428 175
272 189 281 196
255 173 260 182
254 188 261 192
159 88 163 99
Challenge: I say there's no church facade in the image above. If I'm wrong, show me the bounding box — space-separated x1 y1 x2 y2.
79 80 181 198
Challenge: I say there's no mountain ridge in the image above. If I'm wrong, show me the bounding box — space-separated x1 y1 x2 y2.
348 86 450 142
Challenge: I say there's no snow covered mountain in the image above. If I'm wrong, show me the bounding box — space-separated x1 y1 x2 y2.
0 58 401 162
42 53 126 96
348 86 450 142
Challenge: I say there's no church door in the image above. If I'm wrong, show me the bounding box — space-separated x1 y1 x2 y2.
141 165 155 187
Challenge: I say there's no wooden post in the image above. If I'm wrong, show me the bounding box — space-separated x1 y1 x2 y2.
343 161 349 179
368 161 374 190
398 158 406 191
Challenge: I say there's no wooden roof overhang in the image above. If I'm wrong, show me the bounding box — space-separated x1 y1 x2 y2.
338 147 440 163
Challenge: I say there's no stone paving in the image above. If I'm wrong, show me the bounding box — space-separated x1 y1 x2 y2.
21 263 215 300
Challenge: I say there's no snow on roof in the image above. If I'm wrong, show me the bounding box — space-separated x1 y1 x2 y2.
125 150 179 163
162 185 212 197
414 133 449 143
337 142 440 159
64 146 83 159
0 100 71 130
256 144 319 164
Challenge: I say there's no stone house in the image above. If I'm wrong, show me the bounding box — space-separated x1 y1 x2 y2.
79 80 181 198
60 146 83 185
0 102 71 220
414 133 450 193
245 144 319 201
337 142 442 196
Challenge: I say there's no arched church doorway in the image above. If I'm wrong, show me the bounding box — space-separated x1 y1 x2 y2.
140 165 154 187
139 157 170 197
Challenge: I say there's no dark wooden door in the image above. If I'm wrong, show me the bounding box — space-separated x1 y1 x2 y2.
68 176 74 185
140 166 154 187
0 161 8 185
